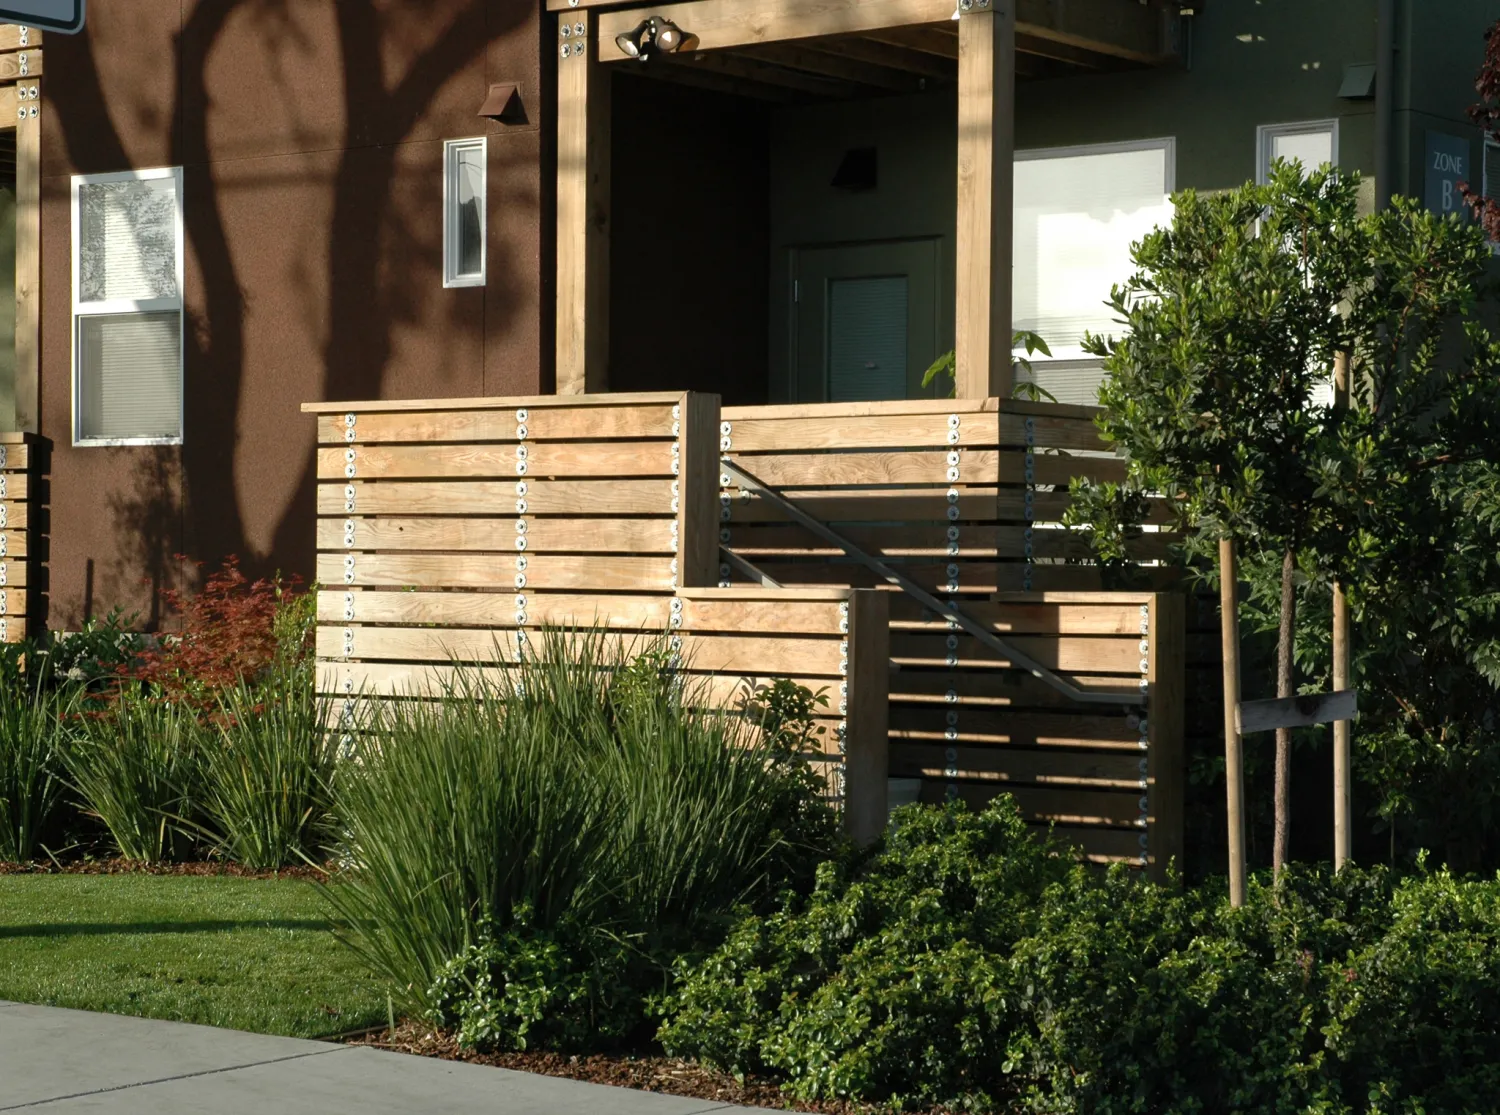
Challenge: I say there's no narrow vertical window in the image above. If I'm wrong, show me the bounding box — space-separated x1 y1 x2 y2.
444 137 486 287
71 168 184 445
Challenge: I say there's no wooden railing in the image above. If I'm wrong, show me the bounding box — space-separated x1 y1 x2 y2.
304 393 889 843
718 399 1186 876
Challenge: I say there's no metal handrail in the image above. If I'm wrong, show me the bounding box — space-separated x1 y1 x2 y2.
719 457 1145 708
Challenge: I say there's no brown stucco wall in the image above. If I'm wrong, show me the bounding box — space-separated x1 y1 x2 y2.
37 0 550 628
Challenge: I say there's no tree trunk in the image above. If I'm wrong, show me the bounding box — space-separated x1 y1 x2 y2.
1273 548 1296 879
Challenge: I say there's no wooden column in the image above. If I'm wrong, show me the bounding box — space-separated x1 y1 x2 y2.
555 12 611 395
1332 349 1352 868
1220 537 1247 906
843 587 890 846
15 75 39 432
955 2 1015 400
674 391 722 589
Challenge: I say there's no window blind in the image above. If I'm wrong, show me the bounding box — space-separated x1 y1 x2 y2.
78 178 179 304
1013 145 1171 361
76 312 183 441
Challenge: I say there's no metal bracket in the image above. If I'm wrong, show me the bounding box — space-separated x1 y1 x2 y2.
720 456 1144 707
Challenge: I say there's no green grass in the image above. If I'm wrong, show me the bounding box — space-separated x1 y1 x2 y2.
0 874 386 1038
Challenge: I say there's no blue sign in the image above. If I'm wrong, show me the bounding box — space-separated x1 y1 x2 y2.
1425 131 1472 218
0 1 83 34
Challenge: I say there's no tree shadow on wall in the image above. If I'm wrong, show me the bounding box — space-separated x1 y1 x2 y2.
47 0 539 618
100 446 181 632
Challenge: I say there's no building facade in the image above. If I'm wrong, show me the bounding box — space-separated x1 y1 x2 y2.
7 0 1497 628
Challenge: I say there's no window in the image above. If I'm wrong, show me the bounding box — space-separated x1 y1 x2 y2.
71 168 184 446
1257 120 1338 184
444 138 486 287
1012 138 1175 400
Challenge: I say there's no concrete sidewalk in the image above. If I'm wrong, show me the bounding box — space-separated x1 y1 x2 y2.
0 1002 767 1113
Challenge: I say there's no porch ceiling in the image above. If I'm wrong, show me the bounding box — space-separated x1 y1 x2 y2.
551 0 1192 102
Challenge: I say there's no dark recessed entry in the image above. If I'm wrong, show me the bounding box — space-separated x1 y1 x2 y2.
831 147 878 191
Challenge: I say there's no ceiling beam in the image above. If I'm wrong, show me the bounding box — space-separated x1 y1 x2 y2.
801 34 957 80
660 49 868 98
596 0 1179 66
1015 31 1106 68
743 41 928 92
614 58 800 100
862 24 958 60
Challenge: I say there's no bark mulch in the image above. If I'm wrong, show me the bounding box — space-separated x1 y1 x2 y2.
352 1023 904 1114
0 858 327 880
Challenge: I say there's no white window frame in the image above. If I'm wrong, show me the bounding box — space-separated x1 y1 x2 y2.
1482 138 1500 248
1012 136 1176 366
70 166 185 448
443 137 487 288
1257 119 1340 184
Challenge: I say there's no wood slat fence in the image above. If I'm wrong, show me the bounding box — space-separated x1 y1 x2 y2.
0 432 39 642
718 399 1186 876
305 393 890 843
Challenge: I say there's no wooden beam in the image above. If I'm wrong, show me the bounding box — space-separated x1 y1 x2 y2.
861 24 958 60
1237 690 1358 736
954 8 1013 400
555 13 611 394
15 78 38 431
803 34 957 80
598 0 957 61
1015 32 1104 68
743 41 928 92
596 0 1175 66
666 49 866 98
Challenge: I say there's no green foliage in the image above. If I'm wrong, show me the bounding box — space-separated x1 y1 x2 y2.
659 802 1500 1113
323 629 838 1046
195 676 338 870
0 689 68 861
658 799 1071 1109
921 331 1055 399
38 608 146 691
62 693 206 863
426 910 637 1052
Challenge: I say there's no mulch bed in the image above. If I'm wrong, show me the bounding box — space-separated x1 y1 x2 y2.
0 858 327 880
352 1023 911 1114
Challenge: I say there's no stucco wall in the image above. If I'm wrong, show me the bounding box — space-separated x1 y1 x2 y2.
39 0 550 627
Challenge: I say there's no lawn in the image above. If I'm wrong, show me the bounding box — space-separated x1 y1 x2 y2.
0 874 387 1038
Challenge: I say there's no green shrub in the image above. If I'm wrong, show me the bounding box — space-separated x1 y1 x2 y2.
659 798 1070 1109
196 675 337 869
322 630 838 1047
63 693 206 862
660 803 1500 1114
0 688 69 861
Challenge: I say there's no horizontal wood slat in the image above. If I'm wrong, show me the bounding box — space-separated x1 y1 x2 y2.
322 480 677 516
319 552 677 592
318 517 677 555
318 404 678 445
322 442 680 481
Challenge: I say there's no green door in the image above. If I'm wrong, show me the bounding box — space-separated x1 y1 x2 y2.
790 239 940 404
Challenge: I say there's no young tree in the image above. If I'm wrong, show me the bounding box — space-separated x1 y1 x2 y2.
1072 164 1362 877
1073 162 1500 877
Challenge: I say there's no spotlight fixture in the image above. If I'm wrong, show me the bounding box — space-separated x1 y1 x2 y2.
615 18 653 59
614 15 696 61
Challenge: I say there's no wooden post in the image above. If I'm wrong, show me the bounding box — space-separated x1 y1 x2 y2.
842 587 890 846
675 392 722 589
15 77 39 431
1220 536 1247 906
555 12 611 394
1332 349 1352 869
955 3 1015 400
1147 592 1185 883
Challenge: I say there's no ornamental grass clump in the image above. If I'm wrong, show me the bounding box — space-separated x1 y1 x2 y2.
0 687 69 862
322 629 838 1049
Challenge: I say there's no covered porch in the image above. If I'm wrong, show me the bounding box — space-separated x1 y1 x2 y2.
552 0 1190 404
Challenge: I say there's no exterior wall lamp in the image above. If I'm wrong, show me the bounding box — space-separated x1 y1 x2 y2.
614 16 696 60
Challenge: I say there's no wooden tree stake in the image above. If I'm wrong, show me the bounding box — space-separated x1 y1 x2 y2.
1220 536 1247 907
1332 349 1353 869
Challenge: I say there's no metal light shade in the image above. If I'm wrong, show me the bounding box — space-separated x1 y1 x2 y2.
654 18 692 52
615 18 652 58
